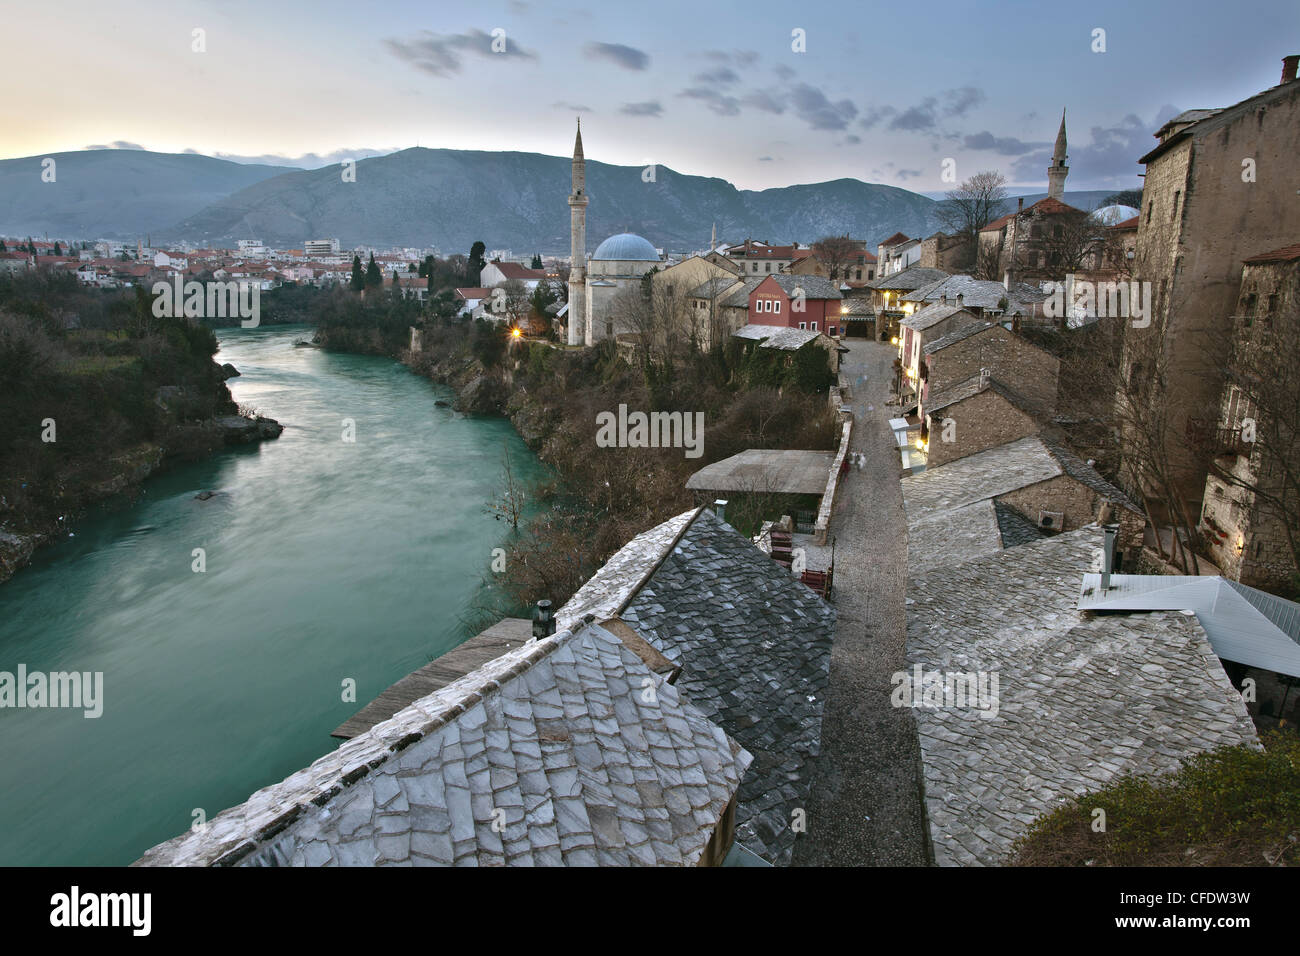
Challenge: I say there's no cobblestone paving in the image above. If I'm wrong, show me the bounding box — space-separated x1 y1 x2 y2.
792 339 929 866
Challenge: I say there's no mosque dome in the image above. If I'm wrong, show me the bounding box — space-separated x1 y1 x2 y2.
591 233 659 261
1092 204 1141 226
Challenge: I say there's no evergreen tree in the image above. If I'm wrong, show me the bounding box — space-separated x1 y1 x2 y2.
365 253 382 289
53 241 62 256
530 253 542 270
0 240 7 252
350 254 364 291
467 241 486 284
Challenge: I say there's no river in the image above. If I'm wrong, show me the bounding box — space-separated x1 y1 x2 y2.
0 325 547 866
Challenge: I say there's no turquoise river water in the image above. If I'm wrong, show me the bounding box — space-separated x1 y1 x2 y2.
0 325 546 865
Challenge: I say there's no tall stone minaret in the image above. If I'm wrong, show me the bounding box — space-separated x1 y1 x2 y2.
566 119 588 346
710 222 716 253
1047 109 1069 201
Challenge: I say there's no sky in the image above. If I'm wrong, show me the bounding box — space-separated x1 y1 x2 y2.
2 0 1296 193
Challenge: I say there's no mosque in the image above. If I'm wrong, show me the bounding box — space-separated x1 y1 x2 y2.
565 120 662 346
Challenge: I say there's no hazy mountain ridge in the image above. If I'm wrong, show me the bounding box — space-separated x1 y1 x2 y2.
0 150 298 239
0 146 1115 253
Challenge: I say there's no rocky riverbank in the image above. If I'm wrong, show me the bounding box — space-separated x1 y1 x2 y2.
0 411 282 585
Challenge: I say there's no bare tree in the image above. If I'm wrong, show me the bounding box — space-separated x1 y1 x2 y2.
810 235 861 281
485 441 527 530
937 171 1008 267
496 277 531 329
1034 209 1104 274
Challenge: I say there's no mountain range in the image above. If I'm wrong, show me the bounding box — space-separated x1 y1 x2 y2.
0 147 1120 254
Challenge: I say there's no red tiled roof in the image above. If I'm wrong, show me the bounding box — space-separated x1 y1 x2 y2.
1243 243 1300 265
487 260 543 280
455 287 493 299
1110 216 1140 230
879 232 911 247
1027 197 1082 216
981 212 1015 233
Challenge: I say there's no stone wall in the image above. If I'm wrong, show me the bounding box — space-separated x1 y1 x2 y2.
927 325 1059 416
997 473 1143 547
925 391 1040 468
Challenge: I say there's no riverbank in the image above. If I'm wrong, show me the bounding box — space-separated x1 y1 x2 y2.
0 273 285 584
316 308 843 612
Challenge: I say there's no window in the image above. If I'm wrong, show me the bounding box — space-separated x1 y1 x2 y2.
799 321 807 330
765 262 772 272
829 326 837 336
774 300 781 314
1146 201 1153 224
855 269 862 280
1171 191 1180 221
751 262 758 273
811 321 818 331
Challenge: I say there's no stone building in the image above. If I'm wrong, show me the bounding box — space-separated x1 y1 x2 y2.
1198 243 1300 590
862 264 950 341
922 321 1060 418
918 231 972 272
921 375 1043 468
1121 56 1300 515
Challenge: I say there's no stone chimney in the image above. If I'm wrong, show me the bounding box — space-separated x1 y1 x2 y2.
1283 55 1300 84
978 366 989 389
956 293 964 309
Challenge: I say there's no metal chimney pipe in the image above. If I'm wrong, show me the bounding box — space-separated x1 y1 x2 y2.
532 599 555 639
1101 524 1119 591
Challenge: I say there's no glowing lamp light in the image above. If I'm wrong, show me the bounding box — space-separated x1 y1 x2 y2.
510 327 523 339
1236 535 1245 553
890 336 899 345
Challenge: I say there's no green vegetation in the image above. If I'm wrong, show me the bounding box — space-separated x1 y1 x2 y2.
0 272 235 546
1010 731 1300 866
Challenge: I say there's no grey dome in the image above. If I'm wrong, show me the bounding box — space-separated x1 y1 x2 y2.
591 233 659 261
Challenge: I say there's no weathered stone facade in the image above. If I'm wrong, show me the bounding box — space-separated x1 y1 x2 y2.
1122 63 1300 511
923 322 1060 418
924 387 1040 468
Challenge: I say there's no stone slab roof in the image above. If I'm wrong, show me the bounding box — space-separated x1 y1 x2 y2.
907 528 1259 866
686 449 836 495
721 277 765 307
899 303 974 333
908 498 1003 574
923 374 1040 420
864 265 949 292
733 324 823 350
900 275 1015 311
136 620 751 867
902 436 1063 523
620 508 836 864
765 274 843 300
689 276 741 299
994 500 1049 549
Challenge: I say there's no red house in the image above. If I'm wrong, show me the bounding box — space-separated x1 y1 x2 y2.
747 275 845 336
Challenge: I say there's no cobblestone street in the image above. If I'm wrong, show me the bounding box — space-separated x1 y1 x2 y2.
792 338 929 866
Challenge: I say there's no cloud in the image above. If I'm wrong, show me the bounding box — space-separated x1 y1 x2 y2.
693 67 739 86
758 156 774 162
85 140 146 150
742 90 786 114
1009 106 1179 187
962 131 1040 155
703 48 760 67
890 98 938 131
385 29 535 77
843 134 861 145
896 168 923 180
859 106 896 130
620 100 663 117
552 101 592 111
678 87 740 116
183 148 395 168
584 41 649 70
788 83 857 130
942 86 985 117
773 64 795 80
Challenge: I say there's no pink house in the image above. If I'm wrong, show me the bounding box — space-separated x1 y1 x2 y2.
746 274 845 336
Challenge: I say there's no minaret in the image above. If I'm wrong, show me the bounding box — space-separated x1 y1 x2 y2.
566 118 588 346
710 222 716 253
1047 109 1068 201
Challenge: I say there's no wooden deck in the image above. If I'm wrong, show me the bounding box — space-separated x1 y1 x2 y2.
331 618 533 740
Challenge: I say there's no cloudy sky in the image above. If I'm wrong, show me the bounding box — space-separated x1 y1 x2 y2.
3 0 1295 193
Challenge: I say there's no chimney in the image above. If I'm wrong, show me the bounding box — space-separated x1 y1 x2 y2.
714 498 728 521
1017 197 1024 213
532 599 556 640
940 292 948 305
1283 55 1300 84
978 366 989 389
1100 524 1119 591
956 293 964 308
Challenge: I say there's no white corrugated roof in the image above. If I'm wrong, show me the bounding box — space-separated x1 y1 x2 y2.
1078 574 1300 677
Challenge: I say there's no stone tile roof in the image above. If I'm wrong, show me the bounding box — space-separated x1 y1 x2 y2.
1039 435 1142 515
907 528 1259 866
924 374 1040 419
900 275 1014 311
766 274 843 300
994 500 1049 548
899 303 973 332
721 277 765 307
136 620 751 867
689 276 741 299
923 320 998 353
908 499 1003 574
902 436 1062 523
619 508 836 865
863 265 949 292
732 324 823 350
